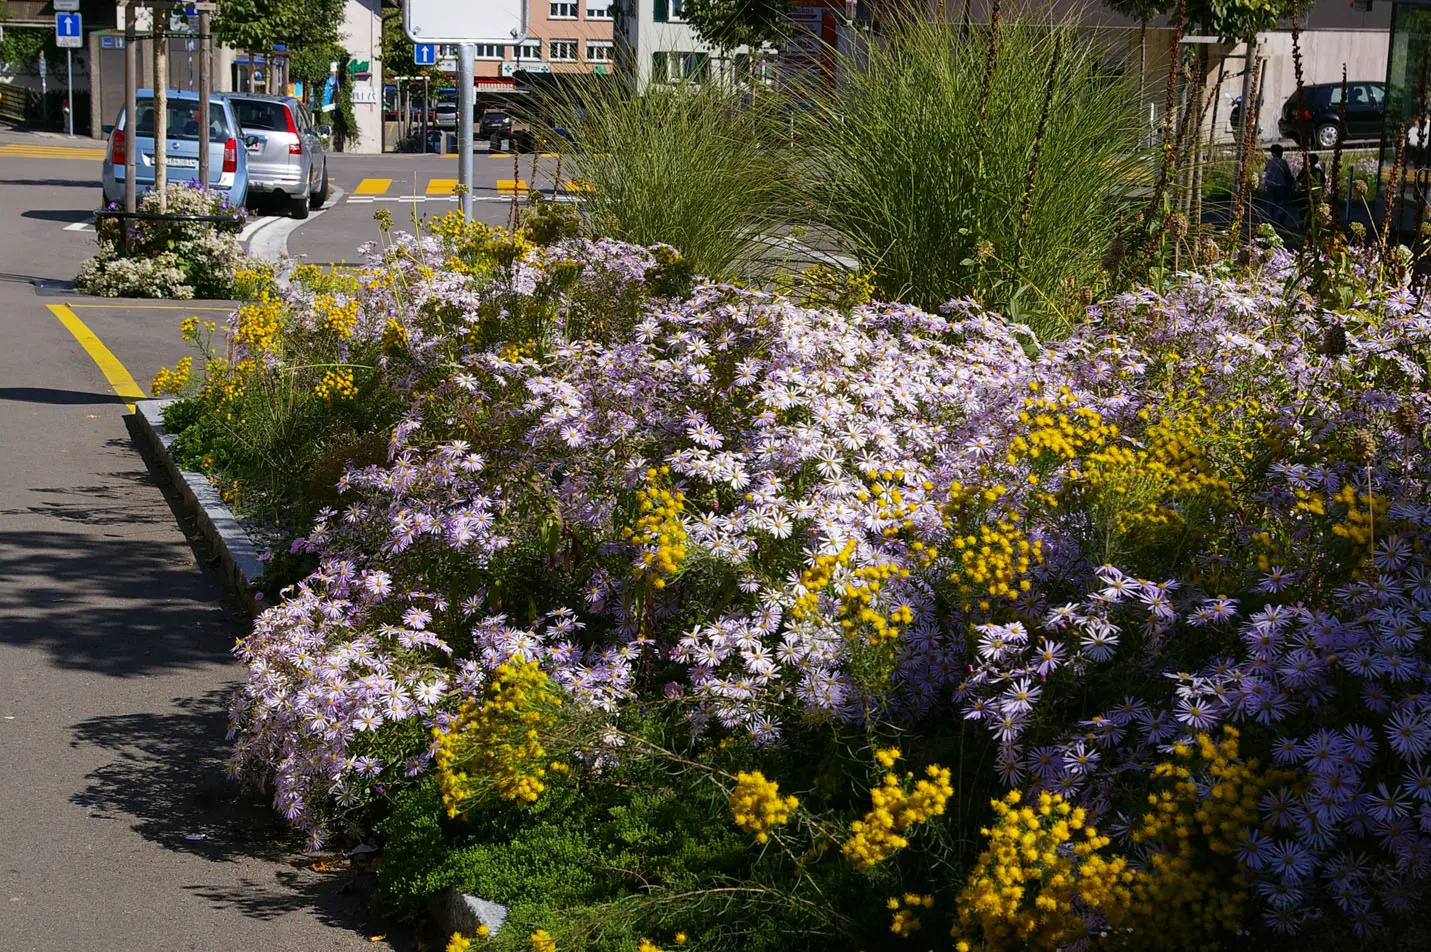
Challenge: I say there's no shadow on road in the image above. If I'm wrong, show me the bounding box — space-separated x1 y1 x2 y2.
21 208 94 223
69 691 403 943
0 386 125 405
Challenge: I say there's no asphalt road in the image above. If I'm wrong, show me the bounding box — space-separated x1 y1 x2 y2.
0 129 406 951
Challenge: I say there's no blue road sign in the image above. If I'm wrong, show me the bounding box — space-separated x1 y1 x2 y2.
55 13 82 43
415 44 437 66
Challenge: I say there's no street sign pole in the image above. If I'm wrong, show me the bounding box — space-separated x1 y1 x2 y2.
153 13 167 212
458 43 474 218
199 8 211 189
66 49 73 136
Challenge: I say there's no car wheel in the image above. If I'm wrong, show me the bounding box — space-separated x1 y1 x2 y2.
290 193 310 220
1315 122 1341 149
309 164 329 209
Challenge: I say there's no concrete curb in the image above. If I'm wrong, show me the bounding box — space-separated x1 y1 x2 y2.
134 398 265 611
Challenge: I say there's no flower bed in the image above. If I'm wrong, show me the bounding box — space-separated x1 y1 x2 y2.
186 210 1431 949
76 183 257 299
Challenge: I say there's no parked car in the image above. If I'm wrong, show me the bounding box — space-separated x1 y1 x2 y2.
434 88 459 129
101 89 248 208
221 93 328 218
1278 82 1386 149
479 109 512 140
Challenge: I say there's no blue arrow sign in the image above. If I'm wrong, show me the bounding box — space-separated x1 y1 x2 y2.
414 44 437 67
55 12 82 48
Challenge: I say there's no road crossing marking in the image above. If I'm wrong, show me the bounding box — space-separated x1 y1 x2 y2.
426 178 457 195
47 304 146 412
353 177 392 194
0 143 107 161
496 179 528 194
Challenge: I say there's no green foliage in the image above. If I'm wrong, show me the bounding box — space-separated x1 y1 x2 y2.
682 0 789 53
213 0 345 56
550 81 792 282
1184 0 1298 41
798 14 1146 334
0 19 56 74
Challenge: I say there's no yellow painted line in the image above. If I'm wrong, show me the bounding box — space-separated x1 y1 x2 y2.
353 177 392 195
426 178 457 195
47 304 146 412
562 180 592 193
0 146 105 161
496 178 528 194
66 304 234 311
489 152 560 159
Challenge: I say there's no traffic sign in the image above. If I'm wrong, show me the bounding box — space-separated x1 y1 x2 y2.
54 0 80 12
415 44 437 67
55 13 82 49
404 0 527 45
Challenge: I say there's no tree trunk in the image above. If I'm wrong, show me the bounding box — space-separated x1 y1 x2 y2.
1232 36 1259 192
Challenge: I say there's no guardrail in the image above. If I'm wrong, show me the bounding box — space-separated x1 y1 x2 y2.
94 208 244 257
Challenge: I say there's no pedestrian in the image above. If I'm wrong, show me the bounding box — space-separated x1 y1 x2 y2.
1262 144 1294 226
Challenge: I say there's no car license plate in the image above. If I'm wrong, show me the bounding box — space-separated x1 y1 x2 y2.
167 157 199 168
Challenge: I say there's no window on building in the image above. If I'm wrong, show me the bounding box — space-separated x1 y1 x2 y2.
680 50 708 82
550 40 578 62
587 0 612 18
652 51 673 83
654 0 685 22
515 40 542 61
586 40 613 63
550 1 578 18
473 43 505 60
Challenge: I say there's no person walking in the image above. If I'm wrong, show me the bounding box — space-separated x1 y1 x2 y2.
1262 144 1294 226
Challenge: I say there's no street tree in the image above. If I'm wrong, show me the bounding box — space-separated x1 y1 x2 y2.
681 0 789 54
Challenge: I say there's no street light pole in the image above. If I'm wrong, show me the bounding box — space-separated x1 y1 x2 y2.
124 2 137 213
198 8 211 189
458 43 474 218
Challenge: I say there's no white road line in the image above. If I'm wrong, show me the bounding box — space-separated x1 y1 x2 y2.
249 185 346 263
64 221 94 232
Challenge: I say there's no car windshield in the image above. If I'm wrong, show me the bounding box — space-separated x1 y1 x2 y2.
133 99 230 140
230 99 291 132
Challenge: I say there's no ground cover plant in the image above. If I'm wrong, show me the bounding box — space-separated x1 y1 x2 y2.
204 193 1431 948
76 182 249 299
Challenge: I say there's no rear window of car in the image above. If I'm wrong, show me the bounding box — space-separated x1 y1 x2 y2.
231 99 292 132
133 99 231 140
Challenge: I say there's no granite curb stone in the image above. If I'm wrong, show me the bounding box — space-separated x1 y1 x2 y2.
135 398 264 612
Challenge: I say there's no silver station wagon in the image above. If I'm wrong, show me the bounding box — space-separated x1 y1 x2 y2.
222 93 329 219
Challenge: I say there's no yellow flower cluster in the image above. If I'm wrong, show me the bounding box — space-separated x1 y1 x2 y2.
1330 482 1388 557
951 514 1041 609
874 746 901 768
622 467 688 589
842 765 953 869
178 315 216 343
637 939 664 952
1005 389 1116 464
497 338 541 363
1126 727 1287 947
530 930 556 952
314 367 358 402
234 293 284 356
446 927 488 952
887 893 934 937
381 318 409 357
952 791 1133 951
433 659 564 817
316 295 360 338
792 540 856 620
151 356 192 396
199 357 251 408
838 563 914 645
728 770 798 844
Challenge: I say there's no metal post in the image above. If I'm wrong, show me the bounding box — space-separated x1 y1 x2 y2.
154 12 167 211
423 77 430 154
39 50 48 130
66 49 74 137
198 9 211 189
458 43 474 218
124 2 138 213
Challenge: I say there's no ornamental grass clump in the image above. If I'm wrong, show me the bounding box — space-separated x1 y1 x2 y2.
226 215 1431 946
797 13 1145 332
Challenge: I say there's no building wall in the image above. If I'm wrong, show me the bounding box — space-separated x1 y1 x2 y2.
615 0 726 90
342 0 383 153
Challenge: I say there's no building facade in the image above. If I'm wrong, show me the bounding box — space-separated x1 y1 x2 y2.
612 0 729 90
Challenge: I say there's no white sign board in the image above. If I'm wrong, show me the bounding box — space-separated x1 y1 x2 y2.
55 0 81 11
405 0 528 45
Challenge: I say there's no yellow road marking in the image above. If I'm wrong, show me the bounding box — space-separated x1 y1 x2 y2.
67 304 234 311
353 177 392 195
496 178 528 194
0 143 106 160
47 304 146 412
489 152 560 159
426 178 457 195
562 180 592 193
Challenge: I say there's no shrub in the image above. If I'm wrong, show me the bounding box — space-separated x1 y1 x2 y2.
797 14 1146 333
77 182 249 299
